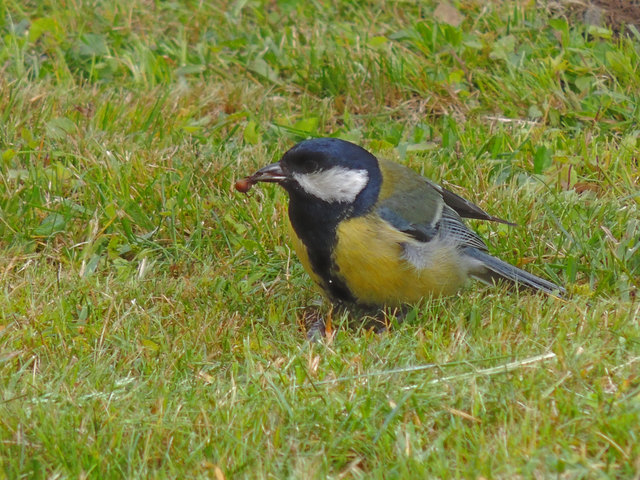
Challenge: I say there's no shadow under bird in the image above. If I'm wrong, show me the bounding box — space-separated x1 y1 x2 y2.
237 138 565 310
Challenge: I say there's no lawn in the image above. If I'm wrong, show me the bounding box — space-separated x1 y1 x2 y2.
0 0 639 477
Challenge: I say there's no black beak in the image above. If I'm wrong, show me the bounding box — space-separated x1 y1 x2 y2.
249 162 288 183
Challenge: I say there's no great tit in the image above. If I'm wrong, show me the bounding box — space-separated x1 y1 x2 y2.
238 138 565 308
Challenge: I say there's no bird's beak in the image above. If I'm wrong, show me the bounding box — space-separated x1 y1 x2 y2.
249 162 288 183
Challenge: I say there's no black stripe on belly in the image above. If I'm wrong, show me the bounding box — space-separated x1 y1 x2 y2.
288 201 356 304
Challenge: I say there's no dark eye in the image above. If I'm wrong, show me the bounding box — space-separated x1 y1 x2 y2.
297 159 319 173
284 153 321 174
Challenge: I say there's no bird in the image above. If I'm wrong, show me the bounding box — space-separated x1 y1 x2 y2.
237 137 565 310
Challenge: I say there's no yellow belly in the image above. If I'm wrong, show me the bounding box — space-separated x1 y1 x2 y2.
289 214 468 306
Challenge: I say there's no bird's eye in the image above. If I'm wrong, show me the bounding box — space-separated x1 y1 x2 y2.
298 160 319 173
287 155 320 174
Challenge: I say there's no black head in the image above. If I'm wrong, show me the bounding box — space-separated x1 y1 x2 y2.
250 138 382 211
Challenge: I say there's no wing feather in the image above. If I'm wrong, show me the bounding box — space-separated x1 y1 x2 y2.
376 159 491 251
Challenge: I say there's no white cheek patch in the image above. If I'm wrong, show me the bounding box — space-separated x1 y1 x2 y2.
293 167 369 203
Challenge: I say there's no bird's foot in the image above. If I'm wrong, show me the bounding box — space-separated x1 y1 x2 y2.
301 307 332 342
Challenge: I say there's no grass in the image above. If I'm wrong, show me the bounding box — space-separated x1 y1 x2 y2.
1 0 639 477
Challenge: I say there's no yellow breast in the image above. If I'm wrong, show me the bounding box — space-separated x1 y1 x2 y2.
289 214 469 306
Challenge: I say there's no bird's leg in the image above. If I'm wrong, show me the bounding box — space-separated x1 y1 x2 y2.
357 305 409 333
300 303 411 340
300 306 328 342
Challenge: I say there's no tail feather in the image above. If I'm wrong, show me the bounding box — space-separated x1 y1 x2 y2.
464 248 565 297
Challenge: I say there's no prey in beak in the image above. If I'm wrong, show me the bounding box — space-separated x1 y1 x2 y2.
235 162 287 193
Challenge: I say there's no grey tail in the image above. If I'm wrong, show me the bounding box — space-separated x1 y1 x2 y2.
464 247 565 297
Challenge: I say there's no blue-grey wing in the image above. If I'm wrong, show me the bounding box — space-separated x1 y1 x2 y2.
377 191 488 252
